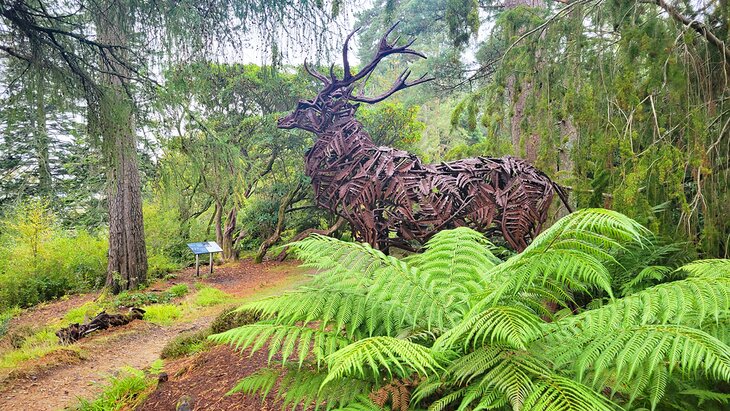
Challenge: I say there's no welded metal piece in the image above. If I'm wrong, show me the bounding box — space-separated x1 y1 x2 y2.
278 23 569 252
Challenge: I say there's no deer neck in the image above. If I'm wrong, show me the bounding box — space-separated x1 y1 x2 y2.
305 116 376 176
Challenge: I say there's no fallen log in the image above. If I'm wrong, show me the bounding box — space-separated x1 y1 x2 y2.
56 307 145 345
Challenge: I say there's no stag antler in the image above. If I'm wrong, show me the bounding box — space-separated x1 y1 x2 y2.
302 21 434 105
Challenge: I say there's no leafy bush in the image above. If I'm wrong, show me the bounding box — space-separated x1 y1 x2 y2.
210 209 730 410
0 308 20 339
141 304 182 325
209 306 260 334
0 200 107 310
160 329 211 359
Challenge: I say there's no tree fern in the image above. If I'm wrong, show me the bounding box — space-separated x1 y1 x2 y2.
211 209 730 411
208 322 349 366
323 337 443 385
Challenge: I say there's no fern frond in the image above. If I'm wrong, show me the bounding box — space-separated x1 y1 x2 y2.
279 367 372 410
561 325 730 389
208 323 349 367
547 276 730 338
226 367 279 398
323 337 443 386
288 234 385 287
678 259 730 278
408 227 500 307
524 208 650 253
332 396 384 411
434 306 543 351
521 375 616 411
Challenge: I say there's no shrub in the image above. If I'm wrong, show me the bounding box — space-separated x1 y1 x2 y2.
142 304 182 325
209 306 260 334
0 308 19 339
0 200 107 311
210 209 730 411
160 329 211 359
193 286 231 307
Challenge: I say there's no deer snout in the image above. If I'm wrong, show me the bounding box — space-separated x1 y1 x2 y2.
277 114 296 129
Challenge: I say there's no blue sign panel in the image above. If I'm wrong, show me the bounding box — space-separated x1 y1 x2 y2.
187 241 223 255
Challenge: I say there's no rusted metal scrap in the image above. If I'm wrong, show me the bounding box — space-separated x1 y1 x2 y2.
278 22 570 252
56 307 145 344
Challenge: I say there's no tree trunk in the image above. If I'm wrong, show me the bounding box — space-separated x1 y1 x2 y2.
32 49 51 195
255 184 302 263
504 0 545 164
96 2 147 293
222 205 238 261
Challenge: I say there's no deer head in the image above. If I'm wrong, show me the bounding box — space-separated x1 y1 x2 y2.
277 22 433 134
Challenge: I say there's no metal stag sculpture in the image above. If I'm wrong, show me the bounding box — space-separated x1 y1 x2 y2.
278 23 570 252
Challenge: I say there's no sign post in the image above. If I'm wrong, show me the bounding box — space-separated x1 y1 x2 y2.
187 241 223 276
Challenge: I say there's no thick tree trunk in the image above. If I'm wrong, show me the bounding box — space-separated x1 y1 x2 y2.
504 0 545 164
96 2 147 292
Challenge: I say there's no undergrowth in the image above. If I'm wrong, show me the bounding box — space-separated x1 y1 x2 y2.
194 285 232 307
141 304 182 325
75 360 163 411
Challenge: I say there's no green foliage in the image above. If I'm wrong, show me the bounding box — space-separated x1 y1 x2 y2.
211 209 730 410
75 366 156 411
114 283 187 307
143 201 184 278
446 0 729 258
160 329 211 359
358 102 425 149
209 305 260 334
63 301 103 324
194 286 232 307
141 304 182 325
167 284 189 298
0 200 107 310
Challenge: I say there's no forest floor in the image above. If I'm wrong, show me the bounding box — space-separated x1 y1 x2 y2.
0 259 309 411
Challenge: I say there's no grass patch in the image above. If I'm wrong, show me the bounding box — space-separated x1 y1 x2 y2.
63 301 103 325
0 328 65 369
141 304 182 325
160 329 211 359
193 286 232 307
167 284 189 298
75 361 162 411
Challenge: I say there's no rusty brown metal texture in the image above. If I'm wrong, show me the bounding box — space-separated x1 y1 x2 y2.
277 22 570 252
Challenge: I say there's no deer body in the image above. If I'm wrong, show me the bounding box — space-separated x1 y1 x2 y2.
278 23 569 252
301 112 562 251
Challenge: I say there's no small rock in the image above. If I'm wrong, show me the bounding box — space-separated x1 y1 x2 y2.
176 395 193 411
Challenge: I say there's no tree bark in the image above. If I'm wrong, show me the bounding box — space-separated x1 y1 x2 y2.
255 184 303 263
96 2 147 293
32 47 51 195
222 205 238 261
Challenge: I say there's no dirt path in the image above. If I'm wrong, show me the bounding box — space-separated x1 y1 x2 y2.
0 259 306 411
